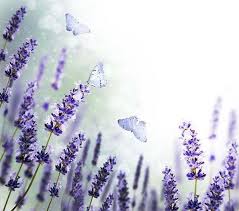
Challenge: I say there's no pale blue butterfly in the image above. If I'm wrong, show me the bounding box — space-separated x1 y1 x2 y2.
87 62 107 88
118 116 147 142
65 13 90 36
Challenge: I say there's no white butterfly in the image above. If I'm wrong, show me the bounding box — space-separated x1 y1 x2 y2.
118 116 147 142
87 62 107 88
65 13 90 36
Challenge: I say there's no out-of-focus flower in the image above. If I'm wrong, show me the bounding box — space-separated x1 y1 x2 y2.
36 55 48 86
51 48 67 90
3 6 27 42
81 139 91 165
117 171 130 211
133 155 143 190
162 167 179 211
150 190 158 211
179 122 206 180
92 132 102 166
227 110 237 145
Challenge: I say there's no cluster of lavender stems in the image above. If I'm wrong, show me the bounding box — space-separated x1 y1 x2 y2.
2 6 239 211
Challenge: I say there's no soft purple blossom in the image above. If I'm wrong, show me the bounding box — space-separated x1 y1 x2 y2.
0 49 7 61
0 88 10 104
92 132 102 166
36 55 48 86
6 174 22 191
88 156 116 198
51 48 67 90
162 167 179 211
14 81 37 129
179 122 206 180
227 110 237 145
99 194 114 211
150 190 158 211
42 101 49 111
202 175 225 210
37 162 52 202
55 133 85 175
5 39 37 85
142 167 149 194
35 146 50 164
81 139 91 165
117 171 130 211
3 6 27 41
184 194 202 211
49 182 61 197
45 84 90 136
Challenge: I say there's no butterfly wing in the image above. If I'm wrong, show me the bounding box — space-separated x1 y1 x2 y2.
118 116 138 132
73 23 91 36
65 13 76 32
133 121 147 142
88 62 107 88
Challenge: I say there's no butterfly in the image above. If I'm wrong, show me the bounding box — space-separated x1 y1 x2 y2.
65 13 90 36
118 116 147 142
87 62 107 88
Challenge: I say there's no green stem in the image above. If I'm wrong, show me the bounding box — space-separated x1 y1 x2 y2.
10 131 53 211
0 151 5 163
87 196 94 211
194 178 198 198
2 162 23 211
46 172 61 211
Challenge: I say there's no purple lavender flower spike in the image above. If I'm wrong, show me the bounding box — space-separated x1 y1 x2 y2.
14 81 37 129
36 55 48 86
16 112 37 164
5 39 37 86
51 48 67 90
3 6 27 42
45 84 90 136
35 146 51 164
0 88 10 104
88 156 116 198
224 201 237 211
81 139 91 165
92 132 102 166
209 97 222 140
37 162 52 202
179 122 206 181
133 155 143 190
220 142 238 190
49 182 61 197
99 194 114 211
184 194 202 211
5 174 23 191
0 49 7 61
0 138 14 184
227 110 237 145
142 167 149 194
202 174 225 210
117 171 130 211
162 167 179 211
55 133 85 175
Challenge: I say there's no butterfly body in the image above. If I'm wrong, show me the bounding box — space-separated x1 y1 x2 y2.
118 116 147 142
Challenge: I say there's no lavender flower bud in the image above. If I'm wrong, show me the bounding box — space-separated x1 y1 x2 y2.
55 133 85 175
16 112 37 164
99 194 114 211
179 122 206 180
42 101 49 111
14 81 37 129
0 49 7 61
117 171 130 211
162 167 179 211
6 174 23 191
142 167 149 194
227 110 237 145
35 146 50 164
184 194 202 211
88 156 116 198
5 39 37 85
0 88 10 104
0 138 14 184
45 84 90 136
81 139 91 165
51 48 67 90
92 132 102 166
138 192 147 211
3 6 27 41
202 175 225 210
37 162 52 202
49 182 61 197
133 155 143 190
